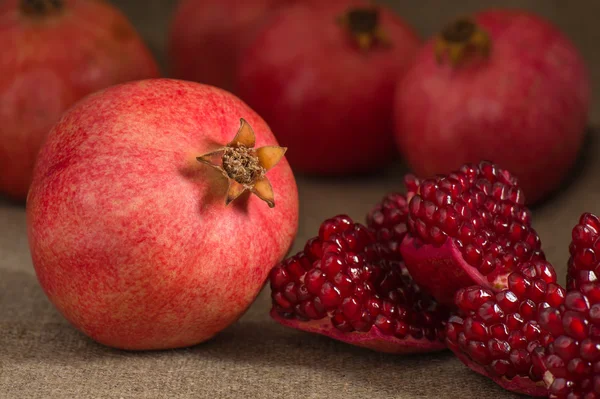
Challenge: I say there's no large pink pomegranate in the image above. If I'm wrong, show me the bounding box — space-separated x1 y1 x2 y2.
27 79 299 350
168 0 288 92
394 10 589 204
0 0 159 201
237 2 420 174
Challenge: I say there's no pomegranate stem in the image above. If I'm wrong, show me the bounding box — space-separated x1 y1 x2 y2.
338 7 388 50
435 17 491 66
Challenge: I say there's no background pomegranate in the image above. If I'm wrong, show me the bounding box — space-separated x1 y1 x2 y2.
26 79 299 350
0 0 159 201
394 10 590 204
168 0 288 92
237 1 420 175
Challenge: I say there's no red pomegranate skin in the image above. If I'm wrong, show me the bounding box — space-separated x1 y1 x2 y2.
394 10 589 204
26 79 299 350
168 0 287 92
0 0 159 201
237 2 421 174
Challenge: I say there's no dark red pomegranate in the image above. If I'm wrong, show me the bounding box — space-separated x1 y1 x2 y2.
400 161 547 306
269 215 448 353
168 0 288 92
0 0 159 200
534 283 600 398
568 213 600 290
447 261 565 396
237 2 420 174
394 10 590 204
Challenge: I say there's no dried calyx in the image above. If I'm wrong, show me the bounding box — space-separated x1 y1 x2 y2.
20 0 63 15
435 17 491 66
338 7 389 50
197 118 286 208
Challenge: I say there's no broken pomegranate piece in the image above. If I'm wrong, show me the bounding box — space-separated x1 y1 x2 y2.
400 161 548 305
534 282 600 398
447 261 565 396
269 215 448 354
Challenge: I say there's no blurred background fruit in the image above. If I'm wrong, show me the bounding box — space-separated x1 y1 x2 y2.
236 1 420 175
394 10 589 205
0 0 159 201
27 79 299 350
168 0 291 93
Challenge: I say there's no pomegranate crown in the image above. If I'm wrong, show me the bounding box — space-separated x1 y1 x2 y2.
197 118 287 208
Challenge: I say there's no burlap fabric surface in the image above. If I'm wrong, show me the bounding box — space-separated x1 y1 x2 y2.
2 1 600 398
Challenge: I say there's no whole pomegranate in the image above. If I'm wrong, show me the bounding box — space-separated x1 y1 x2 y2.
0 0 159 201
168 0 287 92
394 10 589 204
237 2 420 174
27 79 299 350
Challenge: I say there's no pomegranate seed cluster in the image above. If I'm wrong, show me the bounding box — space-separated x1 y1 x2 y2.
536 283 600 398
447 261 566 382
407 161 545 277
270 215 446 342
367 192 409 261
568 213 600 290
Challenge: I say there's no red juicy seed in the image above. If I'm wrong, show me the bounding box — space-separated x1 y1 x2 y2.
322 255 344 279
341 296 361 320
490 359 514 378
331 312 353 333
468 341 491 365
508 272 530 297
523 321 542 341
273 292 292 310
375 315 395 335
488 339 511 358
490 323 509 340
508 331 527 349
580 339 600 362
420 180 437 202
478 301 505 323
320 282 342 309
464 244 483 266
519 299 537 320
553 336 580 361
510 349 531 374
270 266 291 290
566 291 591 312
303 300 326 319
305 269 327 296
404 174 421 194
304 237 322 260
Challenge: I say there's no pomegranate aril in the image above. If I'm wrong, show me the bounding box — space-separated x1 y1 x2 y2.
270 266 291 290
320 282 342 309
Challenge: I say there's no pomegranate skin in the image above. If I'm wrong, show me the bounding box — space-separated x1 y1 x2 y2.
0 0 159 201
168 0 287 92
26 79 299 350
237 2 420 174
394 10 590 204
